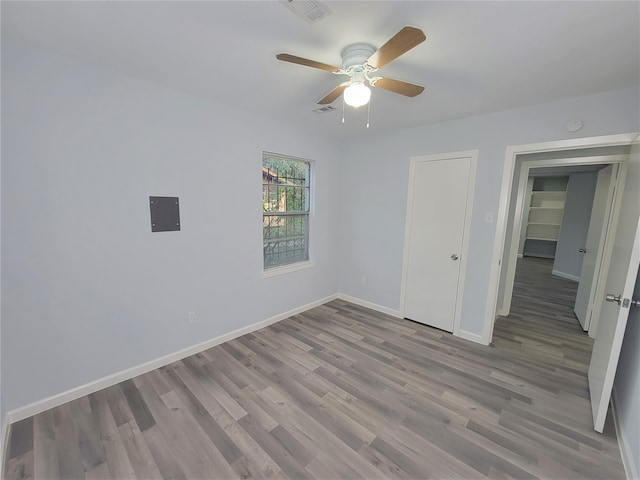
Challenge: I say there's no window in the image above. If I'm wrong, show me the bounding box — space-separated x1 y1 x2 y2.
262 152 310 270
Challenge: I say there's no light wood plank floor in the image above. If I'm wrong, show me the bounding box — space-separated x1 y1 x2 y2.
5 257 626 479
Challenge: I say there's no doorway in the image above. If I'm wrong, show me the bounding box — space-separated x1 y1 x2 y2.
483 133 637 344
487 133 639 436
497 152 629 336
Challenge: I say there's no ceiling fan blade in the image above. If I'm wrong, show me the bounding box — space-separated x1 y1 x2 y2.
318 83 348 104
372 77 425 97
276 53 341 73
366 26 426 70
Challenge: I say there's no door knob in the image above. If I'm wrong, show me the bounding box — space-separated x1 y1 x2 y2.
579 248 587 253
605 293 622 305
607 294 640 308
450 254 459 261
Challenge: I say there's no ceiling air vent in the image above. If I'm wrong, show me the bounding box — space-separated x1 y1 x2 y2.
280 0 331 24
312 105 338 114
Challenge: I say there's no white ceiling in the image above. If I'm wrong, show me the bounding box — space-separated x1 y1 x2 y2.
2 1 639 139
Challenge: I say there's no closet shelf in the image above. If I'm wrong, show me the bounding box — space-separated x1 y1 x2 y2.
523 177 568 259
526 236 559 242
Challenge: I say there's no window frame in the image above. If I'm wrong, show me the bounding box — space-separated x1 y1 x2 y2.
262 152 314 275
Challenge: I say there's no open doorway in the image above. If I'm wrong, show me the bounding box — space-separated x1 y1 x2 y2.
483 133 637 345
487 133 640 437
505 165 606 342
497 150 630 337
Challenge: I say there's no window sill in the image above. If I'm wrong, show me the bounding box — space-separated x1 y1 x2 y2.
262 260 316 278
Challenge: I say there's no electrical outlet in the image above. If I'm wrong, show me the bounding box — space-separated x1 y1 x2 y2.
361 276 367 285
188 311 197 325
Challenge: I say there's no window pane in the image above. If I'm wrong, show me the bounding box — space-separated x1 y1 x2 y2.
263 214 307 239
262 186 308 213
263 153 310 270
263 214 308 268
263 156 309 186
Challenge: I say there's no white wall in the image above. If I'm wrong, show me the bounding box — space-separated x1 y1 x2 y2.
339 87 640 338
553 172 598 280
0 43 342 412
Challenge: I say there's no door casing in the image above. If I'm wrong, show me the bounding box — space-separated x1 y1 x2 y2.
499 155 626 317
484 133 638 345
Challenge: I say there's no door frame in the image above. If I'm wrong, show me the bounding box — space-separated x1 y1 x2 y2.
483 133 638 345
500 155 626 316
400 150 478 338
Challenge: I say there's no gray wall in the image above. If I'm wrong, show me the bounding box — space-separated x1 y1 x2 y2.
1 43 342 412
553 172 599 280
339 87 639 339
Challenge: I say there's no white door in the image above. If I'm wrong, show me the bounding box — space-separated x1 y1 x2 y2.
574 164 618 330
588 141 640 433
403 154 475 332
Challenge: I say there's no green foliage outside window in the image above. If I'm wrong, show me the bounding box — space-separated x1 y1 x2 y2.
262 153 310 269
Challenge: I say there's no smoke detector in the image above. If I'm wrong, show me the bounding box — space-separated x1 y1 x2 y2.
280 0 331 24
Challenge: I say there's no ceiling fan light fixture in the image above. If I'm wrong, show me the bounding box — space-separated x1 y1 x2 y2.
344 82 371 108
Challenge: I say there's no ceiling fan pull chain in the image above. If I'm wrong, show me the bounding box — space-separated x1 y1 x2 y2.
342 96 346 124
366 99 371 128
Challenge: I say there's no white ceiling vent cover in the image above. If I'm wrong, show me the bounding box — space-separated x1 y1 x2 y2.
281 0 331 24
312 105 338 114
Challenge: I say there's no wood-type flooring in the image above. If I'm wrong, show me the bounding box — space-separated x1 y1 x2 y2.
4 257 626 479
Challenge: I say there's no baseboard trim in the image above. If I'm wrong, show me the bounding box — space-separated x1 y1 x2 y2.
455 329 488 345
336 293 402 318
551 269 580 282
335 294 488 346
7 294 338 424
612 390 638 480
524 253 555 259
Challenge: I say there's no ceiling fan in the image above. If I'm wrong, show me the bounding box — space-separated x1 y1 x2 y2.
276 26 426 108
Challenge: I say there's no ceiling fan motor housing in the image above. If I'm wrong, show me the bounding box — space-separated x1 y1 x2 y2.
341 44 377 72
